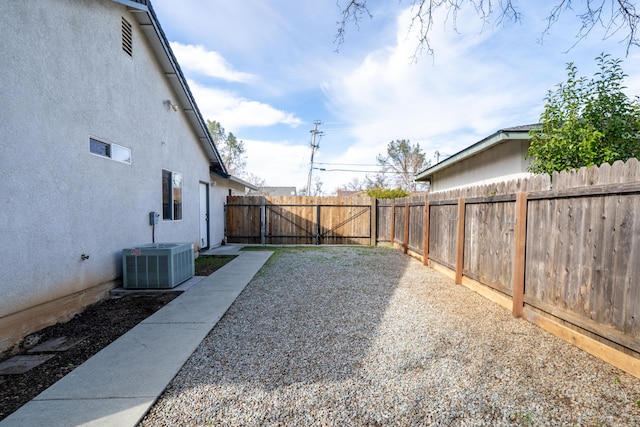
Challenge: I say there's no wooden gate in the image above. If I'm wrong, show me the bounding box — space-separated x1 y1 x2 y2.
226 196 374 245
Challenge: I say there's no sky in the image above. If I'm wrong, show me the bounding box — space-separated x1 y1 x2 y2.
150 0 640 194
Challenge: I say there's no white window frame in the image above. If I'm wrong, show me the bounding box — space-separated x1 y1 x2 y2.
89 137 131 164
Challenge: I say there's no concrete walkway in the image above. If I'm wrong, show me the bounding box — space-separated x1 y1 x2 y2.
1 246 271 427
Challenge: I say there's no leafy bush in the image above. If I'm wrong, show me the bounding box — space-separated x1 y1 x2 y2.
366 187 409 199
528 54 640 175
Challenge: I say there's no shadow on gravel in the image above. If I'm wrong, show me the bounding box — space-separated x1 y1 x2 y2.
162 246 410 388
143 246 640 426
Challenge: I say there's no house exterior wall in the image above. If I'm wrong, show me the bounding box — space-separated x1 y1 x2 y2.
0 0 217 346
209 184 228 247
430 139 532 191
209 177 252 247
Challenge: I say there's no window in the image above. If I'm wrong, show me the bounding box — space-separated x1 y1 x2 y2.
162 170 183 221
122 17 132 56
89 137 131 164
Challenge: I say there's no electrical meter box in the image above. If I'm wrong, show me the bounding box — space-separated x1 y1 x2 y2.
149 211 159 225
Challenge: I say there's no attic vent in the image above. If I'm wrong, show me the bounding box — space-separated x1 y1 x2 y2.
121 17 132 56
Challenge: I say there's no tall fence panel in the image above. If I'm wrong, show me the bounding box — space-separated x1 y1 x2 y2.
318 199 372 245
525 186 640 355
266 198 316 244
376 200 393 243
393 200 406 248
226 196 373 245
376 159 640 377
407 199 425 254
225 196 262 244
464 199 516 296
427 202 458 270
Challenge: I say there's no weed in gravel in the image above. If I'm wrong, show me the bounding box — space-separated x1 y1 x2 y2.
512 411 535 426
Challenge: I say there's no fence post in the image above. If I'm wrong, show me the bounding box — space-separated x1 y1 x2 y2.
403 199 410 254
370 197 377 246
423 200 430 266
315 204 321 245
455 198 466 284
512 192 528 318
260 196 266 245
390 199 396 247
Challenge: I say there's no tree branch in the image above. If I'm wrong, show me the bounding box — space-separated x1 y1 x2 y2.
336 0 640 57
335 0 373 51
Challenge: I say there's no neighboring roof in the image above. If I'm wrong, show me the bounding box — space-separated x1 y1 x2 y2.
260 187 298 196
209 169 259 191
112 0 227 174
229 175 258 191
415 124 539 182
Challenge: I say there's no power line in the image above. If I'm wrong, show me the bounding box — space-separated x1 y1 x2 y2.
313 167 404 174
315 162 380 167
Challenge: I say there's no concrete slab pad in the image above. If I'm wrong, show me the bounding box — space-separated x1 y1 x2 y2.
0 354 55 375
33 322 213 400
27 336 87 353
110 276 204 297
1 397 153 427
141 289 243 324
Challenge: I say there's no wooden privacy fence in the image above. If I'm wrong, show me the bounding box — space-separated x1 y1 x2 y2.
379 158 640 378
226 196 375 245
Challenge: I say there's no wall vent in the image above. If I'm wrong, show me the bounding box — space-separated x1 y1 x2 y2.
121 17 132 56
122 243 194 289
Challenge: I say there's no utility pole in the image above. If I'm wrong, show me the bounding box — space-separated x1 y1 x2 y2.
306 120 323 195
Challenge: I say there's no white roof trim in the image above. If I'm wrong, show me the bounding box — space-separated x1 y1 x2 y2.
415 128 532 182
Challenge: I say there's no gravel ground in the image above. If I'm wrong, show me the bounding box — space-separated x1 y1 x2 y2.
140 246 640 426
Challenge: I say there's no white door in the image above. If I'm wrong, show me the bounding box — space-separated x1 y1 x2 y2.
199 182 209 250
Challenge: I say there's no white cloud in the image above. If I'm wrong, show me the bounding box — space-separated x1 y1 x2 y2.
187 80 303 131
243 139 309 188
170 42 256 83
323 6 548 159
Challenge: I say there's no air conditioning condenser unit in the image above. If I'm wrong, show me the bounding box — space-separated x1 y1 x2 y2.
122 243 194 289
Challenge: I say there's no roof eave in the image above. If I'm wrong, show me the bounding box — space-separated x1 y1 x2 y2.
120 0 228 174
415 129 532 182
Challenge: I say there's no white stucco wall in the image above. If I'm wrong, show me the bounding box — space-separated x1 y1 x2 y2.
0 0 216 317
430 139 532 191
209 184 228 247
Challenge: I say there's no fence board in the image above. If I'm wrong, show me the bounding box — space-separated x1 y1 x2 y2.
408 201 425 253
393 199 406 247
464 200 515 295
376 200 393 243
428 204 457 269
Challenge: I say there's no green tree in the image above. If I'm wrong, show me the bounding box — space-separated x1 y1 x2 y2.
207 119 226 145
207 120 246 175
528 54 640 175
223 132 246 174
377 139 427 192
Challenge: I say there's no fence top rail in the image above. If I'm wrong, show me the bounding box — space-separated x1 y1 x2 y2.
423 197 516 206
528 180 640 200
227 203 372 208
391 179 640 207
